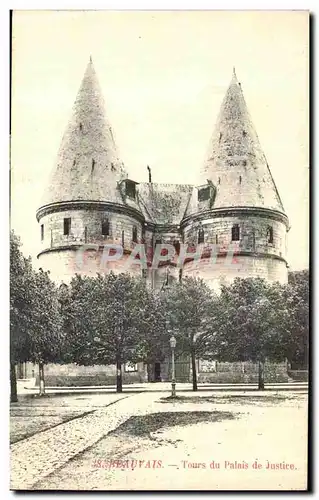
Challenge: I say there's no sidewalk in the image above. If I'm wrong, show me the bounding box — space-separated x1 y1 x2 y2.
19 381 308 397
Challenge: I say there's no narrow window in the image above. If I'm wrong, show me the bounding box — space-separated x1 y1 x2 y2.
41 224 44 241
121 230 125 247
267 226 274 244
239 175 242 184
218 177 221 185
79 123 83 131
198 227 204 244
102 219 109 236
215 234 218 244
231 224 240 241
132 226 138 243
92 159 95 172
64 218 71 236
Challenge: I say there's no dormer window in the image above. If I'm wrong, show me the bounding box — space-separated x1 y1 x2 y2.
198 186 211 202
267 226 274 244
102 219 110 236
125 180 136 199
198 227 204 244
231 224 240 241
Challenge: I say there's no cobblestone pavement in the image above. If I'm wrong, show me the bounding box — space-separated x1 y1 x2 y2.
10 392 160 490
10 393 131 444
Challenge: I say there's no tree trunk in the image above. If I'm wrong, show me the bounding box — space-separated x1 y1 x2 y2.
147 363 152 382
39 362 46 396
258 360 265 390
116 358 123 393
191 349 198 391
10 362 18 403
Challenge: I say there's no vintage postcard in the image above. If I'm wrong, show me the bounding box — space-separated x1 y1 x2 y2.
10 10 309 491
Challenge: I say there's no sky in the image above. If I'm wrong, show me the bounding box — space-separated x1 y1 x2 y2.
11 10 309 270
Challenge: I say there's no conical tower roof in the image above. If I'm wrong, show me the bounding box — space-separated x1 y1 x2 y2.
40 58 127 207
201 69 285 214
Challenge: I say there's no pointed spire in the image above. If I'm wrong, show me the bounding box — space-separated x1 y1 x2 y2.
40 61 127 207
232 66 237 81
200 71 285 213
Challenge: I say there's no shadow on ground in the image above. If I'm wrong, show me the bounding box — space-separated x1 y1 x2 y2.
109 411 236 438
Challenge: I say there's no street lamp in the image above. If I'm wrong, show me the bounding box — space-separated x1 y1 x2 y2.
169 335 177 398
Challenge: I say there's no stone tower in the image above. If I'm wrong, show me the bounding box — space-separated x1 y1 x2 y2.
37 63 289 290
36 59 144 282
182 69 289 289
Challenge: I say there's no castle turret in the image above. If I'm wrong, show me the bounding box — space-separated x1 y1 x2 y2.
36 59 144 282
182 69 289 290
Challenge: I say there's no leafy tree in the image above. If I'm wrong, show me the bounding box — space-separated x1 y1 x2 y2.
10 231 64 399
286 270 309 369
209 278 288 390
134 288 169 381
10 231 33 402
163 277 215 391
27 268 64 395
62 272 151 392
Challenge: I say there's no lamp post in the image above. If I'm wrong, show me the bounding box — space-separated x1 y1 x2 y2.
169 335 177 398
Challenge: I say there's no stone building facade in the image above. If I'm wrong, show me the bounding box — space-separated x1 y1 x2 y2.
35 61 289 384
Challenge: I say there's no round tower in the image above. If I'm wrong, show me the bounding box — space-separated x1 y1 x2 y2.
36 59 143 282
182 69 289 291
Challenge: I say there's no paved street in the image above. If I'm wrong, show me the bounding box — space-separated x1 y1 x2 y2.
10 388 308 491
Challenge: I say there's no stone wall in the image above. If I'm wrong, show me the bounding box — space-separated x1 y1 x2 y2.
183 254 288 292
37 208 145 282
182 212 288 289
183 214 287 259
36 362 147 386
39 209 143 253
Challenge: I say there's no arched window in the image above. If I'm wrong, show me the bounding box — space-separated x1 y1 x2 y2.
132 226 138 243
231 224 240 241
198 227 204 244
267 226 274 244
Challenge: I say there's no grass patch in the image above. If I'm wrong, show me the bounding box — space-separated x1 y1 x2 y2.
109 411 235 438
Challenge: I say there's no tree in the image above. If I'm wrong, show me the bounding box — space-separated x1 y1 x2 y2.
163 277 215 391
27 268 63 395
134 288 169 381
62 272 151 392
209 278 288 390
10 231 33 402
286 270 309 369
